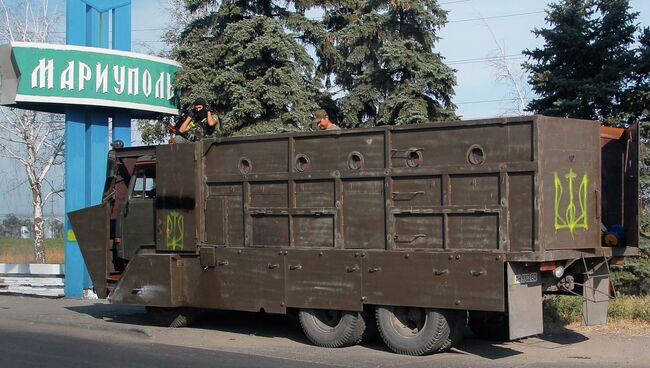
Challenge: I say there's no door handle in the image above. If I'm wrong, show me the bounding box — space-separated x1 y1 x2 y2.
346 265 359 273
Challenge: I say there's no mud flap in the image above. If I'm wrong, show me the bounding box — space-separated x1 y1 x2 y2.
582 262 610 326
68 203 111 298
507 263 543 340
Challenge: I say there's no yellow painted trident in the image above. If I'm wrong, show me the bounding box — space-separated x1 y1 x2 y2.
166 210 184 250
554 169 589 238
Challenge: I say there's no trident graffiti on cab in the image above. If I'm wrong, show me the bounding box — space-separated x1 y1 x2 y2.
166 210 184 250
554 169 589 238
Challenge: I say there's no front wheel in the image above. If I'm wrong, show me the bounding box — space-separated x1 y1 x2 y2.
376 306 452 356
298 309 367 348
145 306 198 328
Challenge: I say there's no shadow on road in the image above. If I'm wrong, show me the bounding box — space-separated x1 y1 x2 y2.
65 304 590 359
65 304 154 325
452 328 589 360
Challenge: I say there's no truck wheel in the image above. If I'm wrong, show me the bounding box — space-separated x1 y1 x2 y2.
436 310 467 352
298 309 366 348
376 306 451 356
468 311 509 341
146 306 197 328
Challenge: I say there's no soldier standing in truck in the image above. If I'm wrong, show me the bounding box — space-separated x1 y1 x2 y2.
312 109 340 130
176 98 218 142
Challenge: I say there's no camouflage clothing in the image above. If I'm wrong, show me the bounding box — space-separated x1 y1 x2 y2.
177 109 218 142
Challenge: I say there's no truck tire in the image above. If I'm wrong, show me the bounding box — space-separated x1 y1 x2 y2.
146 306 197 328
468 311 509 341
376 306 451 356
436 310 467 352
298 309 366 348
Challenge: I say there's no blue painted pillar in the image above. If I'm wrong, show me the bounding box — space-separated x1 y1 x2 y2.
65 0 132 297
86 6 110 210
112 4 132 146
64 0 89 298
64 110 88 297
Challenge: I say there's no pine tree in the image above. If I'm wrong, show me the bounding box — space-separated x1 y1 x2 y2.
623 27 650 123
523 0 638 122
171 1 324 136
320 0 456 127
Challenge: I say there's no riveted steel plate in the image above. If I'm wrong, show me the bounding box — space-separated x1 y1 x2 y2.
285 249 362 311
363 251 505 311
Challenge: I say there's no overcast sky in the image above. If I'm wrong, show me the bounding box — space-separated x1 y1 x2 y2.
1 0 649 216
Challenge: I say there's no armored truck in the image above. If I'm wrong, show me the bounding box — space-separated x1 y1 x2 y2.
70 115 640 356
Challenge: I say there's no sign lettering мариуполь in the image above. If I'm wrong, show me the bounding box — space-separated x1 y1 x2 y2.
0 42 181 116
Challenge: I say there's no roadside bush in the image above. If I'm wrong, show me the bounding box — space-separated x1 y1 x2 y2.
544 295 582 324
544 295 650 324
611 239 650 295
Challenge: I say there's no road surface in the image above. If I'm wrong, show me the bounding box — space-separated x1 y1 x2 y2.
0 295 648 367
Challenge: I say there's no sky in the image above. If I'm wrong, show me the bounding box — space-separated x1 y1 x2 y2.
1 0 649 216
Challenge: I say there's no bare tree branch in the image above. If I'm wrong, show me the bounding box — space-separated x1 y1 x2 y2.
43 188 64 205
480 17 531 116
0 0 63 264
0 0 14 41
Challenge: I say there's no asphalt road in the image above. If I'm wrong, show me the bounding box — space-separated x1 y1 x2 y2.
0 324 337 368
0 295 648 368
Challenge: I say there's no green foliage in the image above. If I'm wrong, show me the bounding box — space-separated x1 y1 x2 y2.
161 0 458 139
137 119 173 145
612 216 650 294
623 27 650 124
544 295 583 324
0 214 32 238
320 0 457 127
523 0 642 123
544 295 650 324
171 0 323 136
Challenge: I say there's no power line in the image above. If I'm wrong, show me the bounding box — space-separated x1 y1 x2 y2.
448 11 545 23
446 54 526 65
455 97 528 105
440 0 473 4
50 8 544 34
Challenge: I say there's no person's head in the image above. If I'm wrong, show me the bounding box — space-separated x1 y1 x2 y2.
312 109 332 130
193 98 207 111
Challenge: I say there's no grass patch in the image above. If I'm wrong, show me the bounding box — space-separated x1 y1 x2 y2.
0 237 64 263
544 294 650 326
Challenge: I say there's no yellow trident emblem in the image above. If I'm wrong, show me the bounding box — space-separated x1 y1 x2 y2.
554 169 589 238
166 210 184 250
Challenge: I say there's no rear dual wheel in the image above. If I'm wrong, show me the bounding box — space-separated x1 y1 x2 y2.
376 306 465 356
298 306 465 355
298 309 368 348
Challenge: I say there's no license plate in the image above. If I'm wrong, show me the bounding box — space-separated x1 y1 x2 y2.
514 272 538 285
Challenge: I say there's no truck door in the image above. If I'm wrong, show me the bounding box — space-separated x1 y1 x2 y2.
119 162 156 260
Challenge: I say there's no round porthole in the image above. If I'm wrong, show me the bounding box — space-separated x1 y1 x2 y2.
347 151 364 170
406 149 423 168
295 154 311 172
239 157 252 174
467 145 486 165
